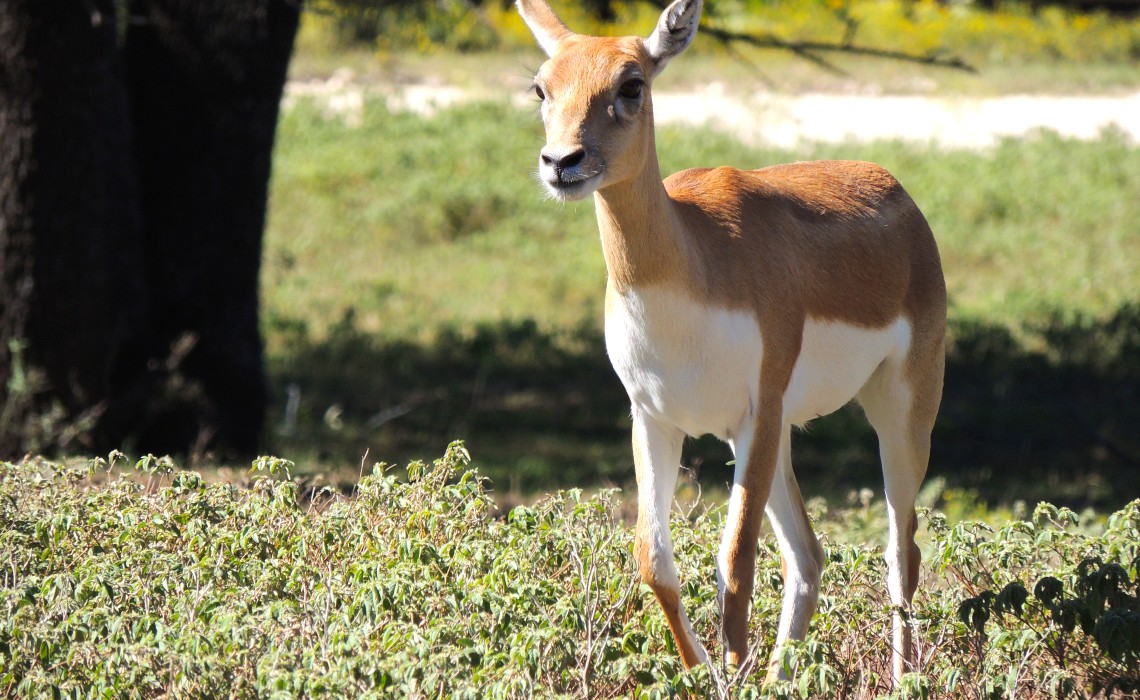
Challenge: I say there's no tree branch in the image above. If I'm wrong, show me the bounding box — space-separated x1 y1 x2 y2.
698 23 976 74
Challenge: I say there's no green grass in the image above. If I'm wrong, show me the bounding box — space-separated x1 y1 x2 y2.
262 97 1140 503
267 99 1139 342
2 448 1138 697
265 101 599 346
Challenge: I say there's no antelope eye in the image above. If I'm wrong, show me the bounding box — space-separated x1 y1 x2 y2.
618 79 643 100
533 84 546 101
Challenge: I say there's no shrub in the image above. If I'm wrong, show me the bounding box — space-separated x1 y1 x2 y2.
1 445 1138 697
301 0 1140 65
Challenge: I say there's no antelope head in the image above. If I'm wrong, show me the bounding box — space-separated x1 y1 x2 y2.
519 0 702 201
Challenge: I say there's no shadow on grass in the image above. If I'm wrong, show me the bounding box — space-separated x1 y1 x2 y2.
266 314 632 492
268 304 1139 508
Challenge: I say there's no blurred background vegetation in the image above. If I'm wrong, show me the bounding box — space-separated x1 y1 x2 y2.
300 0 1140 63
256 0 1140 510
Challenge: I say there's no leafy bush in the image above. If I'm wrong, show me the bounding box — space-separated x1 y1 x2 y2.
948 506 1140 697
1 445 1138 697
301 0 1140 65
307 0 503 51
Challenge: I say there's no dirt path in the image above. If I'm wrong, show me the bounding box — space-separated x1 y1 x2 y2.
286 70 1140 149
653 85 1140 148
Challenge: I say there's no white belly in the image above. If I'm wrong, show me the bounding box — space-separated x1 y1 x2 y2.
605 285 911 437
782 317 912 425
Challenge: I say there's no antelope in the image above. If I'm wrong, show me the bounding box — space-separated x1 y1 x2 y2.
517 0 946 683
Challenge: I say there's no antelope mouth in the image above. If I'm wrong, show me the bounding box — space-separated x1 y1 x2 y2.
544 172 601 201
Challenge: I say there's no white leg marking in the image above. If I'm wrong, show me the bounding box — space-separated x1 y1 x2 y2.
633 411 709 665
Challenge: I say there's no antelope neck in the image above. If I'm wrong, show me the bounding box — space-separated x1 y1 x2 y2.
592 129 689 292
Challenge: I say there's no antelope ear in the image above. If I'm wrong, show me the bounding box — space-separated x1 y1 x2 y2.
644 0 702 77
516 0 575 57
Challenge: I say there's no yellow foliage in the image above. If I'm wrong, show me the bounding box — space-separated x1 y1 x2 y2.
608 0 1133 64
301 0 1140 64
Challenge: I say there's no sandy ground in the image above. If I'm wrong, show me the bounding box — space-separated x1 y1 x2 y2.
285 69 1140 149
654 85 1140 148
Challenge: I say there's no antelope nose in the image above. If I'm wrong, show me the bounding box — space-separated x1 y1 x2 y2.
541 147 585 171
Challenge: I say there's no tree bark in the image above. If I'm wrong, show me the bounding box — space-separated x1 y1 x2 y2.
0 0 145 455
0 0 300 459
97 0 300 458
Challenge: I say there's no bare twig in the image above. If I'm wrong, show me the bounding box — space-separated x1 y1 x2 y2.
699 24 976 74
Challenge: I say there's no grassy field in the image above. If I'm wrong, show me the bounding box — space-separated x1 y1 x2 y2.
262 95 1139 505
3 448 1138 697
266 0 1140 503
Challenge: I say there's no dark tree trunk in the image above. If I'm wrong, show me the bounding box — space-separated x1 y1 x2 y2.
1 0 300 460
99 0 300 458
0 0 145 455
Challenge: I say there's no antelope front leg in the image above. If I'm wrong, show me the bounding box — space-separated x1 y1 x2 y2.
631 410 708 668
717 412 783 670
